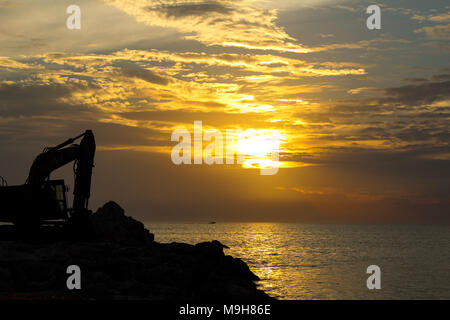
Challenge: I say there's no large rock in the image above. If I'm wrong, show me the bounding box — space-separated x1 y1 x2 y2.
90 201 154 244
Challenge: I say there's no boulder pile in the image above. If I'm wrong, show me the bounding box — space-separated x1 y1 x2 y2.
0 202 271 300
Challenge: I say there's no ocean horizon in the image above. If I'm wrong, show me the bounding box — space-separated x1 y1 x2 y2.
147 222 450 300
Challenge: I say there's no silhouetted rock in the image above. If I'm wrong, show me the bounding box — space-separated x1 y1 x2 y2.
0 202 271 300
90 201 154 244
211 240 230 249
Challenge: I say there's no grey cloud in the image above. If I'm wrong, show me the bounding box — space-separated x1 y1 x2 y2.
380 80 450 106
0 117 167 151
431 74 450 81
393 127 442 142
402 78 428 83
147 2 233 18
289 145 450 182
118 109 270 128
120 68 169 85
0 82 98 117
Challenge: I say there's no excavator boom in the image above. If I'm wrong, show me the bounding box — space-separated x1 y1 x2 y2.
72 130 95 213
0 130 96 226
27 130 96 214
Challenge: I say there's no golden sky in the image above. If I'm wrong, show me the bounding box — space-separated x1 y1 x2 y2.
0 0 449 222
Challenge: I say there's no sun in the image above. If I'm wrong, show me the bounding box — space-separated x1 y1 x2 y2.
235 129 283 169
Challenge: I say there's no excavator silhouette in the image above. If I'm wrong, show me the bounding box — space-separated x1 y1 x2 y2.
0 130 95 233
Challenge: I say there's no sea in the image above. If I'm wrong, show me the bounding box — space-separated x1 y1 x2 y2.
147 223 450 300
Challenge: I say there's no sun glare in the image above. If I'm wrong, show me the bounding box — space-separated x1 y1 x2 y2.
235 129 284 169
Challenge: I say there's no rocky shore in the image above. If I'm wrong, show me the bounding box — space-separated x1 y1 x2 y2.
0 202 271 300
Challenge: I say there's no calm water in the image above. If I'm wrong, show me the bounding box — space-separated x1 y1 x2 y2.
147 223 450 300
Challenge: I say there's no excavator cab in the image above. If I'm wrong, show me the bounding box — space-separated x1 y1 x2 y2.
50 180 68 214
41 179 69 221
0 180 67 226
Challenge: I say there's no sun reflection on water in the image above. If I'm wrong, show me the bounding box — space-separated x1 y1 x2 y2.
149 223 450 299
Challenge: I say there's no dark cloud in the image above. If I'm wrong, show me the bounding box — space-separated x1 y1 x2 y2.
431 74 450 81
402 77 428 83
118 109 270 128
300 76 450 144
357 126 391 140
0 117 165 150
72 121 166 148
393 126 442 142
120 67 169 85
380 79 450 106
286 145 450 188
0 82 98 117
327 103 388 116
148 2 232 18
264 62 288 68
183 101 227 108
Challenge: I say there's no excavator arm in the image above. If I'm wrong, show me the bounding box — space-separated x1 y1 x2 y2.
26 130 96 216
0 130 95 229
72 130 95 213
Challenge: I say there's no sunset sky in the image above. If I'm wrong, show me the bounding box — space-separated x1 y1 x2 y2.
0 0 449 223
